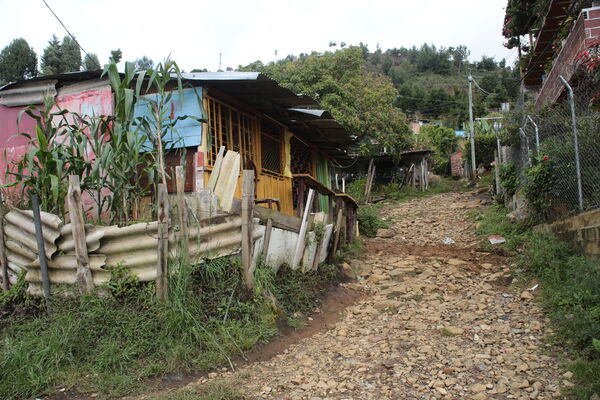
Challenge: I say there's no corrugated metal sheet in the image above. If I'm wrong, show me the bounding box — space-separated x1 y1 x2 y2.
0 80 57 106
57 224 105 254
26 255 108 296
3 209 61 283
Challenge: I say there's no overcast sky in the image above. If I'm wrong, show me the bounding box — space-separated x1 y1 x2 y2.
0 0 514 72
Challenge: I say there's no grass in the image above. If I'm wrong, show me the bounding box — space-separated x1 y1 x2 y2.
471 205 600 399
153 382 246 400
0 254 341 400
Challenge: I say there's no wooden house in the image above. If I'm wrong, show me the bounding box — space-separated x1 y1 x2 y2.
0 71 354 218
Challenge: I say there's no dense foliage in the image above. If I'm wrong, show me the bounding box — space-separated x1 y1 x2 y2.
370 44 520 128
463 133 497 169
83 53 101 71
413 124 458 173
240 46 413 157
0 38 37 84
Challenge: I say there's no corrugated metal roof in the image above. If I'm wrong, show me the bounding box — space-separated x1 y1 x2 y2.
0 71 354 158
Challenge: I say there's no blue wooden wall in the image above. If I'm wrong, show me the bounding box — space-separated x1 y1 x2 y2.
134 87 203 149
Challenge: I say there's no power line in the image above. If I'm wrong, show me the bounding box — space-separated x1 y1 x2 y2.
41 0 88 56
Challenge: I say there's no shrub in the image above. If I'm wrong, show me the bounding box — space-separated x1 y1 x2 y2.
463 133 496 169
499 162 518 196
522 155 559 222
357 205 389 237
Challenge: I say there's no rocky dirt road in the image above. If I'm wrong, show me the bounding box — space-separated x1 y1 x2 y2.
175 191 563 399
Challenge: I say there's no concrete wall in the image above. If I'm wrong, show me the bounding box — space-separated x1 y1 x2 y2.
535 207 600 257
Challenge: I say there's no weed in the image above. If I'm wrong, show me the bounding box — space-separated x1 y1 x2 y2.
0 257 278 400
474 205 600 398
272 263 340 317
439 328 455 337
153 381 246 400
357 205 388 237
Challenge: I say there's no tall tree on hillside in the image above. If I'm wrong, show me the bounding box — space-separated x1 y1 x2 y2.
0 38 38 83
60 36 81 72
83 53 101 70
110 49 122 64
41 35 62 75
135 56 154 70
40 35 82 75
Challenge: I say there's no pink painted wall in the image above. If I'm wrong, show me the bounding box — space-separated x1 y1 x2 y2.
0 104 37 147
54 87 113 118
0 86 114 210
0 105 38 186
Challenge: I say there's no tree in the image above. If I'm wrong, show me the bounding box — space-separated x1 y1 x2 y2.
83 53 101 70
40 35 81 75
240 46 412 157
110 49 122 64
134 56 154 70
416 124 458 174
0 38 37 83
60 36 81 72
41 35 62 75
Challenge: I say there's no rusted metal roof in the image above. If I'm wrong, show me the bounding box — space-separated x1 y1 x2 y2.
0 71 354 158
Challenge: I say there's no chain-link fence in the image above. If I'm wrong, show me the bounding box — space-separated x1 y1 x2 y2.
502 73 600 222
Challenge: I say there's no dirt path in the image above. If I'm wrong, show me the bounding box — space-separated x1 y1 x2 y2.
160 191 562 399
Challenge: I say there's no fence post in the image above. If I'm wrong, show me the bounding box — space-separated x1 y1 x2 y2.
31 195 51 313
526 115 540 156
175 166 188 243
241 170 255 289
156 184 169 301
494 150 501 196
67 175 93 294
559 76 584 211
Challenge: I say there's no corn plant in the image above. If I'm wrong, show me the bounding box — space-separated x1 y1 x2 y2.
6 97 77 216
135 59 187 187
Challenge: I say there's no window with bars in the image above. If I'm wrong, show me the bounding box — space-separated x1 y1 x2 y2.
290 136 314 207
205 95 258 168
260 120 283 175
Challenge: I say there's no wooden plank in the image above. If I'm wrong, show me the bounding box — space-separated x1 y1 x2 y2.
292 188 315 268
156 184 169 301
263 217 273 257
67 175 93 295
213 150 235 199
296 178 305 218
207 145 226 191
175 166 189 242
251 203 301 232
334 193 359 209
328 201 344 263
364 159 374 203
292 174 336 196
215 151 240 212
241 169 255 288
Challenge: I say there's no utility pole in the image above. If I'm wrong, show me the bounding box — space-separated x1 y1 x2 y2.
468 73 476 179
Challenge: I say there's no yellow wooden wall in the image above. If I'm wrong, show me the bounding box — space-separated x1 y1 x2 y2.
203 170 294 215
